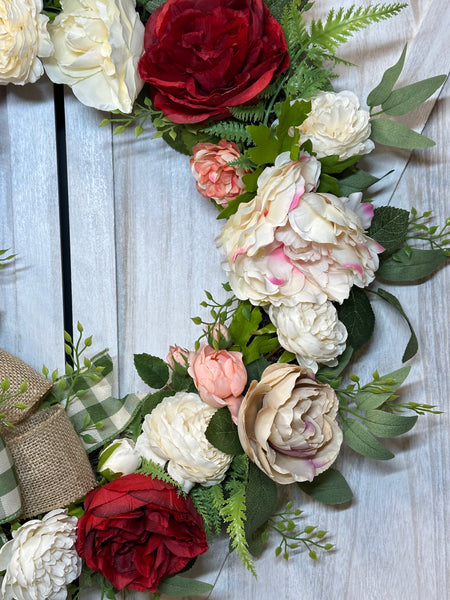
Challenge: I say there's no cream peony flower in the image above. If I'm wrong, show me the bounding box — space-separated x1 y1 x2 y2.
268 301 347 372
0 508 81 600
135 392 233 492
43 0 144 112
98 437 141 478
296 91 375 159
238 363 342 483
0 0 53 85
219 153 382 307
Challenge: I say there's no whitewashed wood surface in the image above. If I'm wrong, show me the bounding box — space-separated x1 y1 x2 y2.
0 0 449 598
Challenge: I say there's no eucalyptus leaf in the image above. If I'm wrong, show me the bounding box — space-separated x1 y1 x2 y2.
370 118 435 149
338 288 375 351
375 288 418 361
377 248 449 282
367 44 407 107
158 575 213 596
338 169 380 195
368 206 409 255
298 467 353 504
343 419 394 460
365 410 418 437
354 389 394 411
316 345 353 382
205 407 243 455
382 75 446 116
134 353 169 389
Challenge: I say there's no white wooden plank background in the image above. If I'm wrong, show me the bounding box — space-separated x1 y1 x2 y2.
0 0 449 598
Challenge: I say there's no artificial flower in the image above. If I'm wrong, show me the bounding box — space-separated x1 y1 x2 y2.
295 91 375 159
219 153 382 306
191 140 248 207
206 323 233 349
138 0 289 123
268 301 348 371
166 345 190 374
0 509 81 600
135 392 233 492
0 0 53 85
188 343 247 422
76 473 208 592
43 0 144 113
238 363 342 483
98 438 141 479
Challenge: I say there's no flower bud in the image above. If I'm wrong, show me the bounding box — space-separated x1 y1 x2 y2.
98 438 141 480
166 345 190 375
206 323 232 350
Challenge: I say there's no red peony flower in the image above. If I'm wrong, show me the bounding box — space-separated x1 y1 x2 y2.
138 0 289 124
75 474 208 592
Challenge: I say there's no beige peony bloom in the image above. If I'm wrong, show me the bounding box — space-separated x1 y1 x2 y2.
296 91 374 159
43 0 144 112
268 301 347 371
135 392 233 492
238 363 342 483
0 0 53 85
0 509 81 600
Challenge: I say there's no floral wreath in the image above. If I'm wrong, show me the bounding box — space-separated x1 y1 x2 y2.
0 1 448 599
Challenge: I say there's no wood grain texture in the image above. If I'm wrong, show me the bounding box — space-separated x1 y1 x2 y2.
0 0 448 598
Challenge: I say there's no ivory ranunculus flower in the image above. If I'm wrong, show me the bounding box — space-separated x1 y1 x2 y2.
268 301 348 372
0 0 53 85
135 392 233 492
296 91 375 159
238 363 342 483
219 153 382 306
0 509 81 600
98 438 141 479
43 0 144 112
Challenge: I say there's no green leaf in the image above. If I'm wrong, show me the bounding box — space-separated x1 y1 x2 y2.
365 410 418 437
319 154 361 174
245 356 271 388
382 75 446 116
134 353 169 389
217 191 255 220
81 433 97 444
370 118 435 149
247 124 280 165
375 288 418 361
317 173 341 195
343 419 394 460
205 407 243 455
355 366 410 410
141 388 175 416
276 98 311 151
245 462 278 538
368 206 409 254
377 248 449 282
298 467 353 504
316 345 353 382
367 44 407 106
229 303 262 349
158 575 213 596
338 169 380 195
338 288 375 351
354 389 393 411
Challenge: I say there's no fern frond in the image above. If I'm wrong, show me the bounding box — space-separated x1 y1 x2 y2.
285 61 334 98
220 478 256 576
281 0 310 55
227 155 255 170
226 454 249 485
138 459 184 491
201 120 252 144
190 485 223 537
229 103 267 123
310 3 407 52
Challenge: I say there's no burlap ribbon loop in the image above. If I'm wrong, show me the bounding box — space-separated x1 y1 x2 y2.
2 405 97 519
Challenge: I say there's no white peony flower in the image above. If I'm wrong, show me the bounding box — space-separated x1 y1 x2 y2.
43 0 144 113
135 392 233 493
0 508 81 600
0 0 53 85
268 301 348 372
98 437 141 478
296 91 375 160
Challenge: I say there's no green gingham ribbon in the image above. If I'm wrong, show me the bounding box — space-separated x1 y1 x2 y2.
0 436 21 525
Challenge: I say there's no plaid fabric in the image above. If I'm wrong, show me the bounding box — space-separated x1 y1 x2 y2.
0 434 21 525
65 358 144 453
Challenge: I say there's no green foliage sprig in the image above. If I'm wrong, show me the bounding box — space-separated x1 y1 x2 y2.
192 284 240 350
0 249 15 269
407 208 450 255
0 379 28 428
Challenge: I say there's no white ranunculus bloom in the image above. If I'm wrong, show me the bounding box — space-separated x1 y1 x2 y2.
135 392 233 493
296 91 375 159
0 0 53 85
98 437 141 478
0 509 81 600
43 0 144 112
268 301 348 372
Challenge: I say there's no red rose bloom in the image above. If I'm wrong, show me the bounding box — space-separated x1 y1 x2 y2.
75 474 208 592
138 0 289 124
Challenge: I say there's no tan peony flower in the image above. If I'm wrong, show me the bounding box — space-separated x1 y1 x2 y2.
43 0 144 112
238 363 342 483
268 301 348 371
296 91 374 159
0 0 53 85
